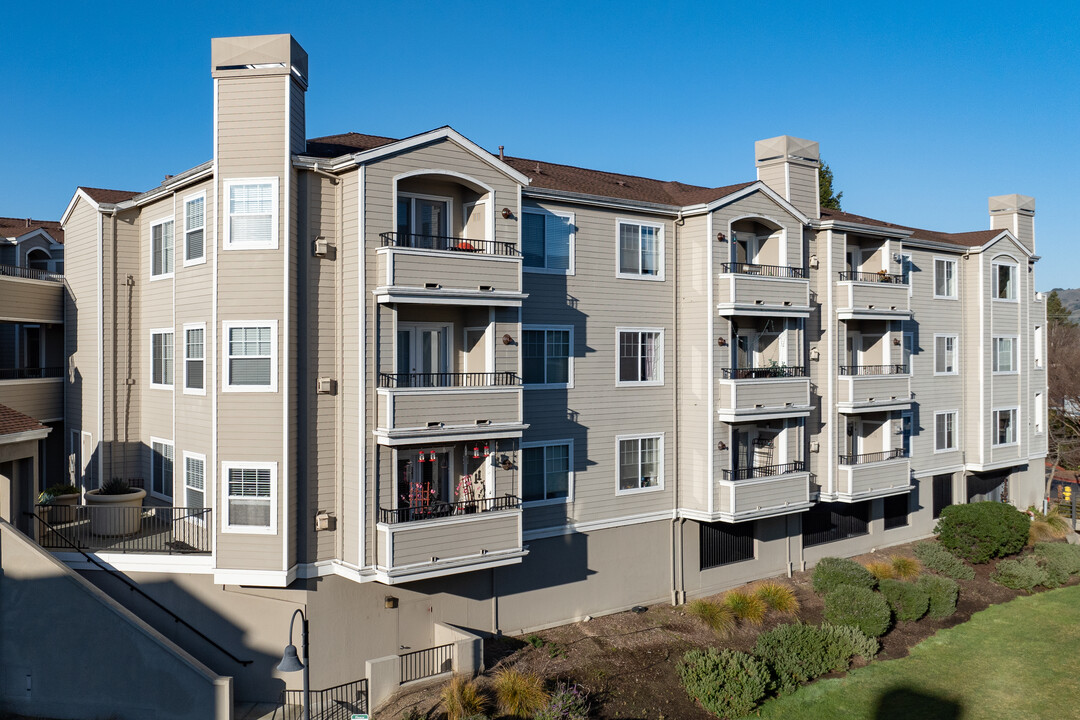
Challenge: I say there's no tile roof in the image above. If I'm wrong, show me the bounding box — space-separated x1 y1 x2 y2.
0 217 63 244
79 186 141 204
820 208 1004 248
0 403 47 438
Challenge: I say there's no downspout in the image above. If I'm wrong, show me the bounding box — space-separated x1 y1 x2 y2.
671 209 684 605
110 209 118 481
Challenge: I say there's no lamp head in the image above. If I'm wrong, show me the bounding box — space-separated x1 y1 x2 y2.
277 644 305 673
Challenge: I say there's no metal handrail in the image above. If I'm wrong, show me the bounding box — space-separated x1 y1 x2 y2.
722 460 806 481
0 366 64 380
838 364 909 376
379 494 521 524
838 448 908 465
721 366 807 379
0 264 64 282
720 262 808 279
276 678 368 720
379 231 518 256
838 270 906 283
378 371 521 389
33 504 211 554
400 644 454 685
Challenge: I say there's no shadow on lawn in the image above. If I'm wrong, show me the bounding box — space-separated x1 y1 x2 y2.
874 687 961 720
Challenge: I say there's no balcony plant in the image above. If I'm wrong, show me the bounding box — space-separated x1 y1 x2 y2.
37 483 80 524
85 478 146 536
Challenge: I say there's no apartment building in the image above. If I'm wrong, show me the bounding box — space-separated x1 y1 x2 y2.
38 34 1046 708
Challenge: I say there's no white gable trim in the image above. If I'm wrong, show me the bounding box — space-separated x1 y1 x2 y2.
973 230 1033 258
60 188 101 226
704 182 810 225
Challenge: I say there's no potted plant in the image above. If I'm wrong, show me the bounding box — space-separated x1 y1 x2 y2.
37 484 80 524
85 478 146 536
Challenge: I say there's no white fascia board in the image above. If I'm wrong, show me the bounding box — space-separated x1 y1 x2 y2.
523 187 682 215
706 182 811 225
814 218 913 239
0 427 52 445
972 231 1033 258
129 162 214 208
60 188 100 226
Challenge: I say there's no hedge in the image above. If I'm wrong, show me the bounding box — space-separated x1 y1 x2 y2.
935 502 1029 564
812 557 878 595
677 648 771 718
823 585 892 638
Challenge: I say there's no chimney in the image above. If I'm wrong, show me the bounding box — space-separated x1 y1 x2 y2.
754 135 820 219
988 194 1035 253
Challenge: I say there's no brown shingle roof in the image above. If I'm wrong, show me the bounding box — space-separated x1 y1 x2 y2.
305 132 397 158
820 208 1004 248
0 217 63 244
0 403 47 438
79 186 140 204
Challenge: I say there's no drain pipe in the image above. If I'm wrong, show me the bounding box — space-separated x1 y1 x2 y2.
671 209 685 606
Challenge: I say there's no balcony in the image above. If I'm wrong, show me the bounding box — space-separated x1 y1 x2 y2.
0 368 63 421
716 263 810 318
836 271 910 320
375 372 526 445
374 232 524 306
836 449 912 501
837 365 911 413
716 461 813 522
375 495 526 583
717 367 811 421
32 506 212 555
0 266 64 324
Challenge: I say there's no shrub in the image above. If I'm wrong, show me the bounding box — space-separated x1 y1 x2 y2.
723 588 767 626
677 648 770 718
913 541 976 580
1034 542 1080 576
687 599 736 636
754 580 800 615
935 502 1029 563
812 557 878 594
891 555 921 580
820 623 879 661
823 585 891 637
915 574 959 619
440 675 488 720
863 560 896 581
534 682 590 720
1028 506 1070 545
753 622 880 695
492 667 547 718
991 556 1050 591
878 579 929 621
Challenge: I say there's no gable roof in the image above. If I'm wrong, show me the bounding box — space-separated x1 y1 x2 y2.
79 187 140 204
820 208 1004 248
0 403 48 439
0 217 63 244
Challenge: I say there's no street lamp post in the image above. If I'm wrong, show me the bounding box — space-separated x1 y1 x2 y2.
278 608 311 720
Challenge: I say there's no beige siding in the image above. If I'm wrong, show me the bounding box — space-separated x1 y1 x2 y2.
381 249 520 294
0 379 63 420
840 459 910 496
0 278 63 324
841 281 910 314
838 376 911 405
728 378 810 410
387 389 520 429
719 473 810 515
383 511 520 568
716 275 809 310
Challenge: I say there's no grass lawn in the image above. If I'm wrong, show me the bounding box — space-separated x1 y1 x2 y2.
753 584 1080 720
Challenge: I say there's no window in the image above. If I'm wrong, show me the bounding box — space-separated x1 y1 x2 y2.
993 337 1017 373
522 327 571 387
883 493 910 530
224 322 277 391
521 441 572 504
151 439 174 499
1034 325 1044 368
934 258 956 298
151 219 174 277
184 324 205 393
902 332 913 374
700 521 754 569
397 194 450 238
617 220 663 280
223 462 276 533
993 408 1018 446
993 263 1016 300
522 208 573 273
932 474 953 518
935 411 957 451
934 335 957 375
184 452 205 509
184 194 205 264
617 434 663 494
151 330 174 388
617 329 663 385
224 179 278 249
803 501 870 546
899 252 913 289
1035 393 1044 433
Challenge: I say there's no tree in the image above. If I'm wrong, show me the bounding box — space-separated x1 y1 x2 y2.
1046 290 1080 499
1046 289 1075 328
819 159 843 210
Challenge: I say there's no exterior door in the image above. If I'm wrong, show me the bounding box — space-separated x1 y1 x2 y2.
397 325 448 386
397 448 453 515
845 418 861 458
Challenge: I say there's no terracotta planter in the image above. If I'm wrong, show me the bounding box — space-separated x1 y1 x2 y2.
44 493 80 524
85 488 147 536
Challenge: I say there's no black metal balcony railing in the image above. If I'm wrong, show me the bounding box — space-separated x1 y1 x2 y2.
400 644 454 685
380 231 518 257
838 270 906 284
34 505 212 554
722 460 806 482
276 678 369 720
0 263 64 282
0 366 64 380
721 366 808 380
838 364 909 376
379 371 521 389
838 448 908 465
379 494 521 524
720 262 808 279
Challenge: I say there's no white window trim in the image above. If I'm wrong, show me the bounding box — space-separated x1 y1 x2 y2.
992 335 1019 375
522 324 574 389
183 191 207 267
222 320 278 393
1034 393 1045 434
934 410 959 453
395 192 455 238
933 334 959 376
149 328 174 390
992 407 1020 448
615 432 665 496
520 439 575 506
615 327 665 387
221 461 278 535
183 322 207 396
932 256 957 300
991 262 1018 302
223 178 279 250
1034 325 1044 369
183 450 207 514
521 207 576 276
149 437 175 501
615 218 665 281
149 216 175 281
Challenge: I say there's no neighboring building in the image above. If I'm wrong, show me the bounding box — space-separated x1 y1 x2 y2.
37 34 1046 708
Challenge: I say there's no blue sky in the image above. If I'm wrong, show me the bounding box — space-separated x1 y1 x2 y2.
5 1 1076 290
